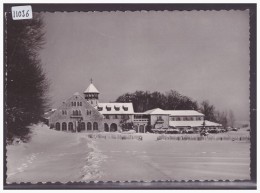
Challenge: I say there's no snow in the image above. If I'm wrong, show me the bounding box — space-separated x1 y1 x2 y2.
144 108 170 115
84 83 99 93
6 124 250 183
96 139 250 181
6 124 105 183
165 110 204 116
97 103 134 114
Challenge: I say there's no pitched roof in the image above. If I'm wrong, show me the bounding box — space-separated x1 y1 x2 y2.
96 103 134 114
84 83 99 94
165 110 204 116
169 120 222 127
144 108 170 115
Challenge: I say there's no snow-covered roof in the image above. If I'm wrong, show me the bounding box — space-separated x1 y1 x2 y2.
165 110 204 117
144 108 170 115
169 120 222 127
96 103 134 114
84 83 99 94
43 109 57 119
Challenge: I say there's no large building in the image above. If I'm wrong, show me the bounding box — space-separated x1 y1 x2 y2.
47 81 221 133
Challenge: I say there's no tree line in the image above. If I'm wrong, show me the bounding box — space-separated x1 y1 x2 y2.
116 90 235 128
6 13 49 143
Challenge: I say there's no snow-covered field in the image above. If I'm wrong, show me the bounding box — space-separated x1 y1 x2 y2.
6 124 250 183
6 124 106 183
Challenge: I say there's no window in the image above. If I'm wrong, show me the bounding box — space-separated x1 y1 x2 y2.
80 122 85 131
77 102 79 106
176 117 181 121
104 123 109 132
55 122 60 130
78 110 81 115
105 115 109 119
157 116 163 121
80 102 82 106
114 106 120 111
93 122 98 130
171 117 175 121
87 110 92 115
71 102 74 106
62 122 67 131
87 122 92 131
68 122 73 131
74 102 76 106
123 106 128 111
115 115 118 119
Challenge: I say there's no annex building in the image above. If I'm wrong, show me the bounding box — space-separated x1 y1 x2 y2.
47 81 221 133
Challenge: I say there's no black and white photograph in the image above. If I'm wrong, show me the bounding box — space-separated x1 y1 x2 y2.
3 4 256 189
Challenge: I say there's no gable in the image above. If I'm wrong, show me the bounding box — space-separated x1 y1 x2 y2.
49 93 104 121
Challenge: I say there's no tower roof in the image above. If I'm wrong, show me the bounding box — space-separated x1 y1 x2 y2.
84 83 99 94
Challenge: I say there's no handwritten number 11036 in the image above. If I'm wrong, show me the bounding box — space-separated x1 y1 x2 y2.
13 10 30 19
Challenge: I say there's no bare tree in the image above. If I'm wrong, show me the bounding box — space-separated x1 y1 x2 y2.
199 100 216 121
215 110 228 128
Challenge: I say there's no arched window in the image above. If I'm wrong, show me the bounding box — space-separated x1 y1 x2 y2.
93 122 98 130
110 123 117 132
78 110 81 115
55 122 60 131
68 122 73 131
80 122 85 131
80 102 82 106
74 102 76 106
104 123 109 132
87 122 92 131
62 122 67 131
75 110 78 115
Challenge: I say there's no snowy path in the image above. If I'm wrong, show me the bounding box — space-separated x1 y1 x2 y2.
6 125 105 183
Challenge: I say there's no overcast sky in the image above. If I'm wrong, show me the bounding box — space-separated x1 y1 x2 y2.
39 10 250 121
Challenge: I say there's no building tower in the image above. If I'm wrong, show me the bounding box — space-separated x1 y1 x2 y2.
84 79 100 106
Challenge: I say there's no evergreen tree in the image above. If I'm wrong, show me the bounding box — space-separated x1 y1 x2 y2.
5 13 49 142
